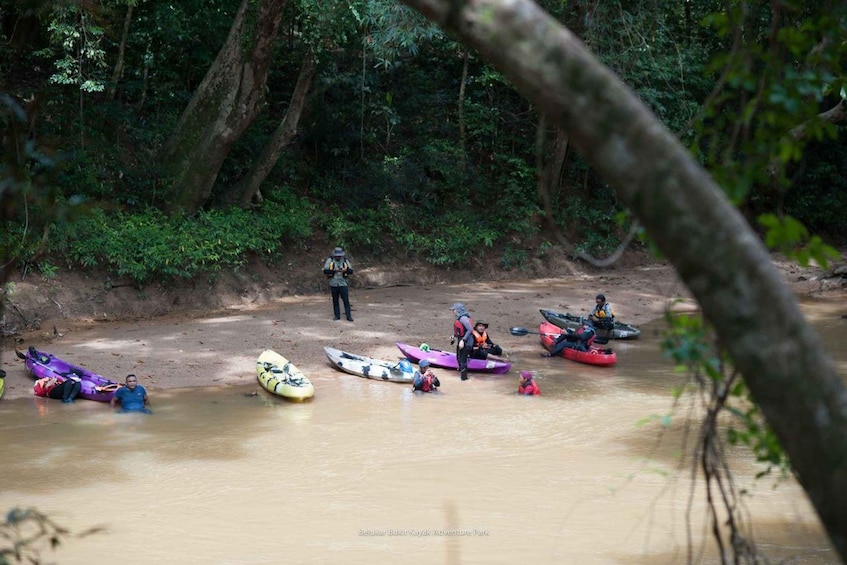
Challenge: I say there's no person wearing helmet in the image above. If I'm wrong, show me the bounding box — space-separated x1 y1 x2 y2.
588 293 615 330
518 371 540 395
412 359 440 393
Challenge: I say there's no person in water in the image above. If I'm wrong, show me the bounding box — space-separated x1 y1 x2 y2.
110 374 152 413
33 374 82 403
518 371 540 395
542 320 596 357
469 320 506 360
412 360 440 393
450 302 474 381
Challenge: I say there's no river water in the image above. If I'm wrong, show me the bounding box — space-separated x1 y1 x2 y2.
0 303 843 564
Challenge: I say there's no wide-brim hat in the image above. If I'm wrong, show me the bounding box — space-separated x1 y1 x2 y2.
332 246 345 257
474 320 489 328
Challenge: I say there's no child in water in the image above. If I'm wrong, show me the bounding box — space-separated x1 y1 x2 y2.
413 360 440 393
518 371 540 395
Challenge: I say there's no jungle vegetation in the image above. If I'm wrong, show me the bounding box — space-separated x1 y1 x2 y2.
1 0 843 285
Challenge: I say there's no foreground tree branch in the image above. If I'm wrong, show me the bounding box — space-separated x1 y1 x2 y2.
401 0 847 558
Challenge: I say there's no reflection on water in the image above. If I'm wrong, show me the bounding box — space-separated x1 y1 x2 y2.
1 308 843 564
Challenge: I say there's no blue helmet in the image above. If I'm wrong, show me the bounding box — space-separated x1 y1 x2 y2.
399 359 413 372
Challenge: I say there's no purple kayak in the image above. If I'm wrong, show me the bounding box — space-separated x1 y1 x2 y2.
396 343 512 374
17 346 122 402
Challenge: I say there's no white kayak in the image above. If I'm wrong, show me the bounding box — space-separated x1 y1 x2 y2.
324 346 416 383
256 349 315 401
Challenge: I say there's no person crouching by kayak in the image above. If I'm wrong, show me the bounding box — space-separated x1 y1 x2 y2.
33 374 82 403
413 360 441 393
110 374 152 413
518 371 540 395
542 321 596 357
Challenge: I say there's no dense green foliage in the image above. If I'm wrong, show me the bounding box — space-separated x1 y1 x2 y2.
0 0 844 285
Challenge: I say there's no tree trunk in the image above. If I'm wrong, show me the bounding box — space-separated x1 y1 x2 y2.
108 3 133 101
401 0 847 559
226 50 317 208
458 48 469 170
159 0 287 213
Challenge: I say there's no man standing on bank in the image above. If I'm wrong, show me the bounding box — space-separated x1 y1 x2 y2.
323 246 354 321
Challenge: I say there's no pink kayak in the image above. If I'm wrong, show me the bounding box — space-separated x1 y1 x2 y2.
396 342 511 374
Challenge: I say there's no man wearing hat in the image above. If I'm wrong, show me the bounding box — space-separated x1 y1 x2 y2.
450 302 474 381
470 320 506 360
322 246 354 321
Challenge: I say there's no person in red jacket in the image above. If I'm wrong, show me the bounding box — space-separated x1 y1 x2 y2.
33 375 82 403
412 360 441 393
518 371 540 395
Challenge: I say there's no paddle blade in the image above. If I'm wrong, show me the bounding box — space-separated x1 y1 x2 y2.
509 326 532 337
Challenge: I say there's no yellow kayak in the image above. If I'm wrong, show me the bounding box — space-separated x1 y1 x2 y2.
256 350 314 401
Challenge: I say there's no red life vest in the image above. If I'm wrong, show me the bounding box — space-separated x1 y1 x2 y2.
519 380 541 395
33 378 61 397
453 315 473 338
414 371 437 392
422 374 433 392
576 326 596 347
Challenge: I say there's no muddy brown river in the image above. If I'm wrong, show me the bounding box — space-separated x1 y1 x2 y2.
0 296 844 564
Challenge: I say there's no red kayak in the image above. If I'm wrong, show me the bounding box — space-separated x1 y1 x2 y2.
538 321 617 367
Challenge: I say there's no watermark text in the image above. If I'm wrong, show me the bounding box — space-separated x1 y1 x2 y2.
359 528 490 537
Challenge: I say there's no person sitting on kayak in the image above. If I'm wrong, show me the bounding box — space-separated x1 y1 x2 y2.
413 360 440 393
110 374 152 413
33 374 82 404
542 321 596 357
518 371 540 395
470 320 506 360
588 294 615 330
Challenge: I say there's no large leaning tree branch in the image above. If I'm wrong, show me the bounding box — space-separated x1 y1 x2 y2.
768 97 847 178
401 0 847 558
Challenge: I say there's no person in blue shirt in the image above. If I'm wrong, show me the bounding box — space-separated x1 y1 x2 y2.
110 374 152 413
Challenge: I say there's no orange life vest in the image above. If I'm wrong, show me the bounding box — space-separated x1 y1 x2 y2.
473 329 488 347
